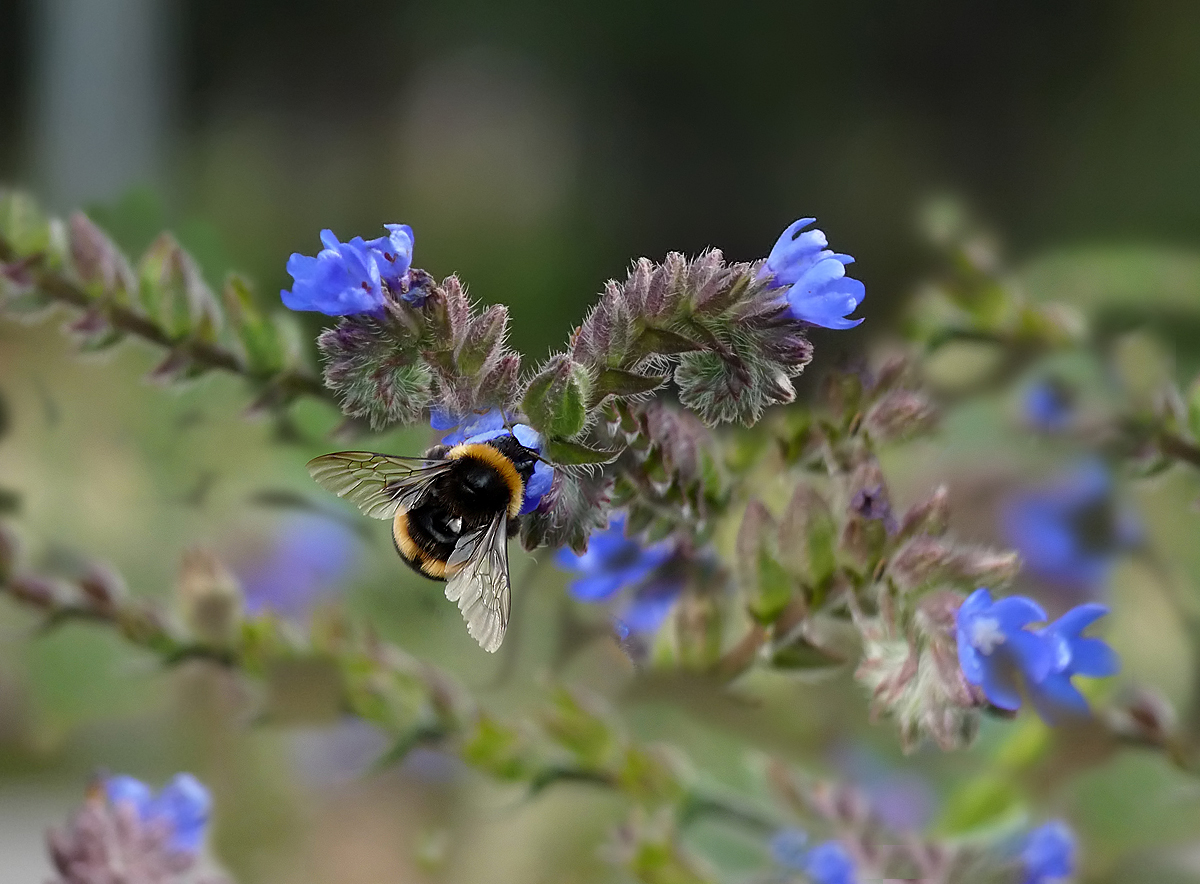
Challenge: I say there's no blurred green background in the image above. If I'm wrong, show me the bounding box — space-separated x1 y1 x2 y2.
3 1 1200 882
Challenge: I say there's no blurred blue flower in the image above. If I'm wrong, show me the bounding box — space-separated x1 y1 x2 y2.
1021 821 1075 884
956 588 1051 711
832 744 937 832
1022 378 1074 432
105 773 211 855
556 515 680 635
804 841 858 884
770 831 857 884
759 218 865 329
239 513 362 617
282 224 417 315
433 409 554 515
1003 461 1140 598
1029 604 1120 723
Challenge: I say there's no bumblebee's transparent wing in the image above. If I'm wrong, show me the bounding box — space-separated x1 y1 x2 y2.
307 451 452 520
444 514 511 653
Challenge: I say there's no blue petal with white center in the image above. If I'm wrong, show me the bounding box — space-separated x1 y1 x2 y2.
955 588 1052 711
759 218 865 330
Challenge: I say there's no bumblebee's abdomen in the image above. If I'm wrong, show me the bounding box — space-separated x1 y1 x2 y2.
393 505 460 580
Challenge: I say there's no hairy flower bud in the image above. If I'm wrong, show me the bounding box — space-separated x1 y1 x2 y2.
522 354 591 439
177 548 243 647
863 389 939 442
888 536 1020 593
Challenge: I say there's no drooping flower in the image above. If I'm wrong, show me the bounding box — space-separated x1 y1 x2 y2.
1022 378 1074 432
104 773 212 855
1028 604 1120 723
555 515 681 635
759 218 865 329
433 408 554 515
1021 821 1075 884
1003 461 1140 599
238 513 362 617
281 224 417 316
955 588 1051 711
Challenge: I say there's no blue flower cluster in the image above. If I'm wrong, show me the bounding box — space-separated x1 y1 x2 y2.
433 409 554 515
760 218 866 330
105 773 211 854
282 224 416 316
1003 461 1140 599
769 829 857 884
1021 821 1075 884
555 515 682 637
956 588 1119 723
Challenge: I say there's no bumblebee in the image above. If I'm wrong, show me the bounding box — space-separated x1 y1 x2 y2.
307 434 540 653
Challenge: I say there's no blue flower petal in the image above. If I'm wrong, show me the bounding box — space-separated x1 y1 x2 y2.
1069 636 1120 678
153 773 211 853
620 580 683 634
990 596 1048 632
520 460 554 515
1052 603 1109 639
1030 673 1090 724
978 655 1024 711
569 570 627 603
1007 629 1054 684
1022 821 1075 884
105 776 154 818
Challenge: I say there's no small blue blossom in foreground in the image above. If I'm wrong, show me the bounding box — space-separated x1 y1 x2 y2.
282 224 416 316
105 773 211 854
1029 604 1120 722
956 588 1051 711
770 830 857 884
556 515 681 635
759 218 865 329
1022 378 1074 432
433 409 554 514
804 841 858 884
238 513 362 617
1021 821 1075 884
1003 460 1139 599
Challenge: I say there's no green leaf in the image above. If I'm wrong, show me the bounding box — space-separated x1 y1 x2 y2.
936 774 1023 836
588 367 667 406
223 274 283 375
0 190 51 256
544 438 620 466
629 325 704 362
521 355 589 438
138 233 221 340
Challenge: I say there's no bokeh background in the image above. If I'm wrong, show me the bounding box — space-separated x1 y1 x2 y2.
3 1 1200 882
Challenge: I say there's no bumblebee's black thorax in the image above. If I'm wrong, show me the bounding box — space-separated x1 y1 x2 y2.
392 434 537 581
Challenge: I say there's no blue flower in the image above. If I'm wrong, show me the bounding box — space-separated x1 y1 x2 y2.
433 409 554 515
1022 378 1074 432
364 223 414 288
804 841 858 884
1003 461 1140 598
281 224 417 316
105 773 211 854
759 218 865 330
956 588 1052 711
1029 604 1120 723
1021 821 1075 884
238 513 362 617
556 516 680 635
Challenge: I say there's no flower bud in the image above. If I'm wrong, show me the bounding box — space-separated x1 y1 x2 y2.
521 354 590 439
863 389 938 442
888 536 1020 592
177 548 243 647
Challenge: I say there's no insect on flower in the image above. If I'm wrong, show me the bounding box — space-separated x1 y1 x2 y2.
307 410 552 653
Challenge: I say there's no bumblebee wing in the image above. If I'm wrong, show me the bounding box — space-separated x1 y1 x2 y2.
444 513 511 653
307 451 452 520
